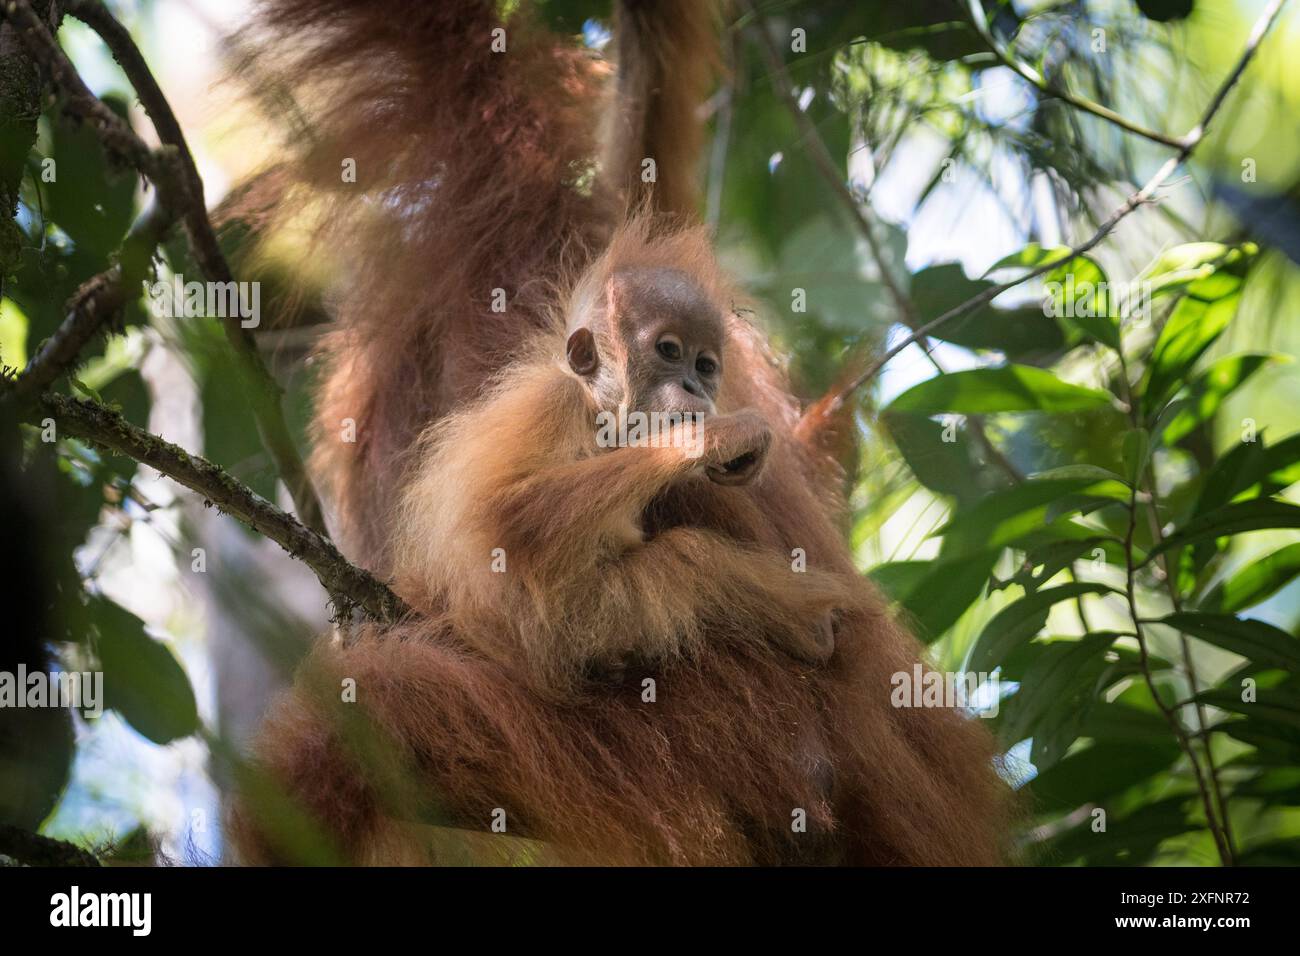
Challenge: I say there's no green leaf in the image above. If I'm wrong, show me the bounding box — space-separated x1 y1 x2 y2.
1121 428 1150 486
1237 840 1300 865
1030 464 1129 486
999 633 1118 748
1082 701 1178 742
1196 686 1300 730
985 243 1072 274
881 410 1007 505
938 478 1122 556
1161 354 1277 445
1029 739 1181 813
1194 433 1300 518
1149 238 1227 286
907 263 1065 360
1218 715 1300 761
985 246 1123 347
905 552 998 643
1142 289 1242 415
770 214 902 332
91 595 199 745
1200 543 1300 613
1043 494 1125 525
69 376 105 405
1044 255 1122 349
1147 499 1300 562
1146 242 1231 276
44 96 139 259
1143 242 1254 300
866 560 930 602
887 365 1114 415
968 583 1116 673
1001 536 1117 593
1160 612 1300 671
1042 796 1196 866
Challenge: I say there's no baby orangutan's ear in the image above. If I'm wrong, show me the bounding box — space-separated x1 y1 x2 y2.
566 327 599 377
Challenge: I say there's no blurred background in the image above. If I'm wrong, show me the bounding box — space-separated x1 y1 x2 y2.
2 0 1299 866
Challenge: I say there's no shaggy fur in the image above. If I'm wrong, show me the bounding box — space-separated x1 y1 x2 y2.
232 607 1008 866
229 0 1014 865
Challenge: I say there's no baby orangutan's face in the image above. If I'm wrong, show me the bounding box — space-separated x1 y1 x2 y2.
567 266 724 418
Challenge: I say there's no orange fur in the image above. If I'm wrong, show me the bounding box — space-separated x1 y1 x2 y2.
230 0 1014 866
232 603 1009 866
393 329 850 692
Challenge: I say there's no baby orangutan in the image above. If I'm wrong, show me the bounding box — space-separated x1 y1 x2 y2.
393 248 846 695
230 0 1013 867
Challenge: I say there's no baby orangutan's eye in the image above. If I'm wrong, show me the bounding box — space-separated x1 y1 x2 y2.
695 355 717 376
656 335 683 361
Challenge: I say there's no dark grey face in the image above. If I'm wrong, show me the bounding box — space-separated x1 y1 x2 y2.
612 266 724 416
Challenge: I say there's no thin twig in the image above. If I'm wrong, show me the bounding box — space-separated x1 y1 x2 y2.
963 0 1186 149
1121 482 1233 865
38 393 409 624
818 0 1288 414
1114 334 1234 863
69 0 324 534
1140 479 1238 861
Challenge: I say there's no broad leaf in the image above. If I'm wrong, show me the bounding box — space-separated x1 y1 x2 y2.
1161 353 1277 445
1148 499 1300 562
1200 543 1300 613
1161 612 1300 671
968 583 1116 673
1042 796 1195 866
908 263 1065 360
92 596 200 745
888 365 1114 415
1029 739 1182 813
938 478 1121 556
905 552 999 643
1194 433 1300 518
1044 254 1121 349
999 633 1118 749
1143 288 1242 415
881 410 1007 505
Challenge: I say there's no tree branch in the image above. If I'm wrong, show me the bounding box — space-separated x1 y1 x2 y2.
1122 483 1233 865
1 0 159 175
38 393 409 624
2 0 326 534
0 0 57 296
817 0 1289 415
963 0 1187 149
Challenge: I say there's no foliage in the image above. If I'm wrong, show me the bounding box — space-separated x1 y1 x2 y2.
2 0 1299 866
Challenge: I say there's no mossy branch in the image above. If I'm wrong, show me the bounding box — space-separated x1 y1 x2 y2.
39 393 410 624
2 0 326 534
